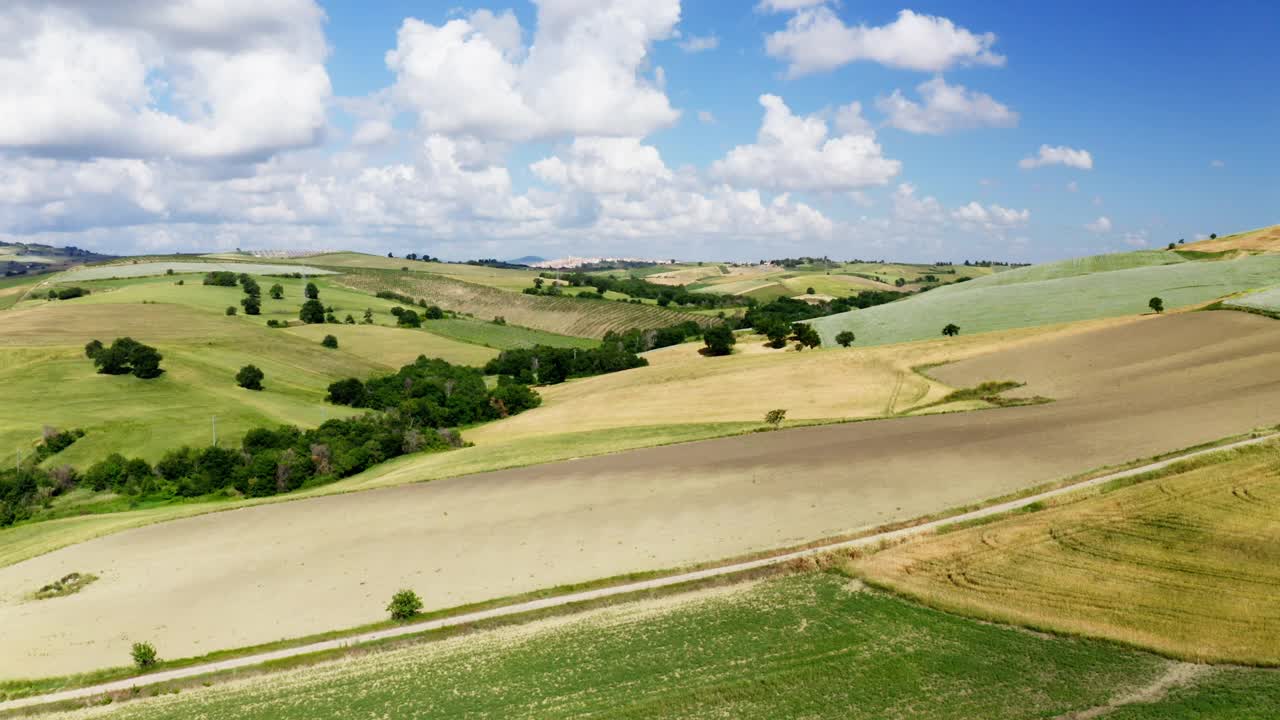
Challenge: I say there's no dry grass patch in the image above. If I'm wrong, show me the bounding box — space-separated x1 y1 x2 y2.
1183 224 1280 253
856 442 1280 665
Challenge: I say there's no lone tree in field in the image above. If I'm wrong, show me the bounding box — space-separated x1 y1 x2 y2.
942 323 961 337
236 364 264 391
363 308 374 324
225 306 236 316
387 588 423 621
789 322 822 351
299 299 326 324
269 283 284 300
86 338 163 379
1210 233 1217 240
321 334 339 349
835 330 855 347
1149 296 1164 314
131 641 158 669
702 324 736 356
764 408 787 430
806 287 815 295
304 282 319 300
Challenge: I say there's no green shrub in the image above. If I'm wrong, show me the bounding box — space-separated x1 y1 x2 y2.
131 641 158 669
225 306 237 316
236 364 264 391
321 334 339 349
387 589 423 621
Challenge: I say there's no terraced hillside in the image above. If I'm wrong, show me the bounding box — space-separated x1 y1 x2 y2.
338 271 710 339
810 252 1280 346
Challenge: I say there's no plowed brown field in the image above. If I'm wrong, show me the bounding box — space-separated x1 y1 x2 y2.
3 311 1279 678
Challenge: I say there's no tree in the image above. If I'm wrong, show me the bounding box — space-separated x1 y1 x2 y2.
397 309 422 328
225 306 237 316
344 314 355 324
424 305 445 320
533 277 544 289
806 287 815 295
789 322 821 351
362 308 374 324
240 295 261 315
84 339 103 359
1168 242 1176 250
304 282 319 300
1149 296 1164 314
299 299 326 324
835 330 855 347
322 334 339 349
236 364 264 391
131 642 158 669
942 323 960 337
761 320 789 349
1210 233 1218 240
895 277 906 287
387 588 423 621
764 408 787 430
269 284 284 300
702 324 735 356
129 345 164 379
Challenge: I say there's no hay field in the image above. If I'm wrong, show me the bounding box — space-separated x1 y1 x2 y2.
809 253 1280 346
34 574 1175 720
857 441 1280 664
59 262 335 281
6 312 1280 677
284 324 499 367
337 271 709 339
292 252 546 291
1182 223 1280 253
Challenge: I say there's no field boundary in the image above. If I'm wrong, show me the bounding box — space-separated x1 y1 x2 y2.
3 431 1274 715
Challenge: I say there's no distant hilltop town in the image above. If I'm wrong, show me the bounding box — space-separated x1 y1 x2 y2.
528 256 674 269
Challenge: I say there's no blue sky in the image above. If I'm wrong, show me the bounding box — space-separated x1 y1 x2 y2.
0 0 1275 262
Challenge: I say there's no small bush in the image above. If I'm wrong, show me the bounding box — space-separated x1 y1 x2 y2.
131 641 158 669
387 588 423 621
225 306 237 316
236 364 264 391
764 408 787 429
835 330 855 347
321 334 339 349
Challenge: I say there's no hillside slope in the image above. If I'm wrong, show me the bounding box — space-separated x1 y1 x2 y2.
338 271 710 339
810 253 1280 346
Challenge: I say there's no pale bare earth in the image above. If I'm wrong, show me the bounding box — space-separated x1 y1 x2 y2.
3 312 1280 678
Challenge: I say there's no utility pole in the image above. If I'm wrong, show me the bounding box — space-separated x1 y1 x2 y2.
212 416 218 447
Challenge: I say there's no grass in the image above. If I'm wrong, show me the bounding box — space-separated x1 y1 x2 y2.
30 572 97 600
56 261 335 282
337 270 710 339
810 253 1280 346
422 317 598 350
283 323 499 367
1105 667 1280 719
856 441 1280 665
1222 284 1280 313
25 573 1173 719
288 253 547 291
955 249 1186 288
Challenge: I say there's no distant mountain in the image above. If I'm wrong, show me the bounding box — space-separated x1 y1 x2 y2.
508 255 546 265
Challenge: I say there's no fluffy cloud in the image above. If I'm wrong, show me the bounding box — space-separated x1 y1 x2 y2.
1085 216 1113 233
386 1 680 142
756 0 827 11
0 0 330 161
877 77 1018 134
951 201 1030 230
678 33 719 52
1019 145 1094 170
531 138 672 195
712 95 900 192
766 8 1005 77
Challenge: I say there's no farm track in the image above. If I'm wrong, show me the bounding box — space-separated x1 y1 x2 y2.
4 311 1280 679
1 432 1273 715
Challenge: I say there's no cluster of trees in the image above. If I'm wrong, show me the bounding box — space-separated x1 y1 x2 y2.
741 293 905 333
961 260 1030 268
43 286 90 300
85 338 163 379
484 343 648 385
702 324 736 355
81 413 458 501
532 274 740 309
758 322 821 351
328 356 541 423
203 271 239 287
238 274 261 315
403 253 440 262
0 428 86 526
300 282 326 323
375 290 448 320
602 320 704 354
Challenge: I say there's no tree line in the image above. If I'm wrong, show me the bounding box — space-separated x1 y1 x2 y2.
484 343 648 385
530 273 741 309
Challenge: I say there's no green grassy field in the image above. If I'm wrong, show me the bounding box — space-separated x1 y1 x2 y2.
1106 668 1280 719
858 441 1280 665
283 252 546 291
1223 284 1280 313
34 573 1177 719
810 253 1280 346
57 261 335 282
284 324 499 367
954 249 1186 289
423 317 598 350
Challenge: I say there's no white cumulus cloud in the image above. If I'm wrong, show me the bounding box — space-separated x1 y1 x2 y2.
1085 216 1112 233
386 1 680 142
1019 145 1094 170
877 76 1018 134
712 95 901 192
765 8 1005 77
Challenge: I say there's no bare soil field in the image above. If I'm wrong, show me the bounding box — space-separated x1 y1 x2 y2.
1184 224 1280 253
3 312 1280 678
